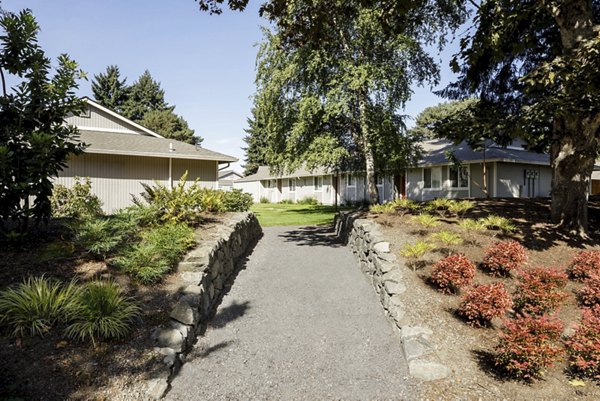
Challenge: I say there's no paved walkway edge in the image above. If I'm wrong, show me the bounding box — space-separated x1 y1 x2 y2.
334 211 450 381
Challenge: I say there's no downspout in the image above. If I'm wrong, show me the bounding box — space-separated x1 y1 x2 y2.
218 162 231 171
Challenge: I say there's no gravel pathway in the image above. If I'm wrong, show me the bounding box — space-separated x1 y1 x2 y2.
166 225 419 400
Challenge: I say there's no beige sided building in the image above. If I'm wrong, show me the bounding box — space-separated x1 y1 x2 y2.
58 98 237 213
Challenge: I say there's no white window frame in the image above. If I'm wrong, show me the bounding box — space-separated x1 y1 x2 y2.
263 180 271 189
346 173 356 187
288 178 296 192
423 167 442 190
314 176 323 191
449 165 469 189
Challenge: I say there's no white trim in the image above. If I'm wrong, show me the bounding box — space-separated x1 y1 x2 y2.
468 164 472 198
84 148 237 162
449 165 469 190
314 176 323 192
493 161 498 197
423 166 442 190
169 158 173 189
76 126 140 135
82 97 164 138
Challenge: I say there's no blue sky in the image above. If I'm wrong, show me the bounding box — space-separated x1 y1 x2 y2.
2 0 461 171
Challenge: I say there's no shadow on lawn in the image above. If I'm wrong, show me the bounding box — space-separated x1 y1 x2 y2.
278 225 344 248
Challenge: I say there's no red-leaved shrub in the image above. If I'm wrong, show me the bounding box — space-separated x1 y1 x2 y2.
513 267 568 314
457 283 513 327
481 240 528 276
564 305 600 379
495 313 564 381
429 253 476 294
567 251 600 281
579 275 600 307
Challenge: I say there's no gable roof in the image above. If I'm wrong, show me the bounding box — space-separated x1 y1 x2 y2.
219 170 243 180
235 165 331 183
76 130 237 162
81 98 163 138
419 139 550 167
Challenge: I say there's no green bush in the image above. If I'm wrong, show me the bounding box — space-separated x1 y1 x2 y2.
399 241 435 270
481 215 517 233
50 178 103 219
65 280 140 346
72 216 137 258
412 213 440 228
430 230 463 247
114 223 195 284
222 189 253 211
297 196 319 205
0 276 80 338
448 200 475 217
279 199 294 204
370 203 395 214
260 197 270 203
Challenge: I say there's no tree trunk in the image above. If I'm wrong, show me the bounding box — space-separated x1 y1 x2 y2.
550 116 598 235
357 94 379 204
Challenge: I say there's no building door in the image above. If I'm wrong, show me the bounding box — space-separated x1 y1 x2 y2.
394 174 406 199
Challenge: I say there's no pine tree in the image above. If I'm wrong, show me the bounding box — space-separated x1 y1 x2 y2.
139 109 202 145
122 70 172 121
91 65 129 113
242 113 269 176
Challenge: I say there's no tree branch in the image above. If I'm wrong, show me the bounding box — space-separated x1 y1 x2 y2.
0 67 6 97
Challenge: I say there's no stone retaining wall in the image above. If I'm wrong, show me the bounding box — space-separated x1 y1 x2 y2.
146 212 262 399
334 211 449 382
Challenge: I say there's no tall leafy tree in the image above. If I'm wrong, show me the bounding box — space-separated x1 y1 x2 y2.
408 99 477 139
250 2 466 203
121 70 172 121
139 109 202 145
442 0 600 234
91 65 129 114
0 9 86 232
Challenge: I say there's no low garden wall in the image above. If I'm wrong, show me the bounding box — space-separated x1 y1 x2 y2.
146 212 262 399
334 211 449 382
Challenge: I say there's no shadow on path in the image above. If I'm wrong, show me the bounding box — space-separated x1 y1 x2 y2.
278 225 343 248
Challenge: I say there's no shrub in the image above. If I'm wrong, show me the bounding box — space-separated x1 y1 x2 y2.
430 230 463 247
495 313 564 381
389 198 417 216
72 216 136 258
428 198 454 217
412 214 440 228
481 215 517 233
567 251 600 282
65 280 140 346
0 276 80 338
458 283 513 327
50 177 103 219
113 223 195 284
578 275 600 307
458 218 487 232
399 241 435 270
195 188 226 213
297 196 319 205
513 267 568 314
565 305 600 379
370 203 395 214
448 200 475 218
429 253 476 294
138 172 204 225
279 199 294 204
481 240 528 277
259 197 270 203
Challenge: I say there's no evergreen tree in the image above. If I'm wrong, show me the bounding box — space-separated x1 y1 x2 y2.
122 70 171 121
91 65 128 113
139 109 202 145
242 112 269 176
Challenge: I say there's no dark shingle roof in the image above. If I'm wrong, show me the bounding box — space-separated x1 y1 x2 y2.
235 165 331 183
77 130 237 163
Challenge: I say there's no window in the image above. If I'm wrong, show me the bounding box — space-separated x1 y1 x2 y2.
377 175 384 186
449 166 469 188
346 173 356 187
289 179 296 192
262 180 270 189
424 167 442 189
314 176 323 191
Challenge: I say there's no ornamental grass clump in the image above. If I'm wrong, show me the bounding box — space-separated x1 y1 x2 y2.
430 230 463 247
458 218 487 232
567 251 600 282
399 241 435 270
513 267 568 315
0 276 80 338
390 198 417 216
578 275 600 307
495 313 564 381
481 240 528 277
65 280 140 346
458 283 513 327
481 214 517 233
429 253 476 294
448 200 475 218
565 305 600 380
428 198 454 217
412 213 440 229
369 203 395 214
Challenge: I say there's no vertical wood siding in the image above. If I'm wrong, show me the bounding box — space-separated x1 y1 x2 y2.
66 107 145 134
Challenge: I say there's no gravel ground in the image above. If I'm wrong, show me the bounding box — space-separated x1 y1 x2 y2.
166 225 419 401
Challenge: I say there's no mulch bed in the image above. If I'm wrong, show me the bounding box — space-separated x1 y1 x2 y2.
372 197 600 400
0 216 227 401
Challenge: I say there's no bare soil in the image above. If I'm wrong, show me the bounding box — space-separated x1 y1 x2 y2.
0 215 229 401
371 197 600 400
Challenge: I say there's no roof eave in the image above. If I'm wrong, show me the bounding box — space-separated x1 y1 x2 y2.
84 148 238 163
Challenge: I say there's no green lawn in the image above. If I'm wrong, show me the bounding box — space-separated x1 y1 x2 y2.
251 203 350 227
